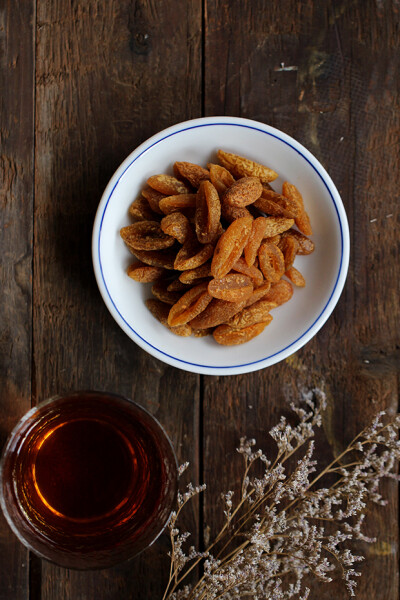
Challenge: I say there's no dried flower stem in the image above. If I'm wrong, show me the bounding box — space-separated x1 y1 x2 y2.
163 391 400 600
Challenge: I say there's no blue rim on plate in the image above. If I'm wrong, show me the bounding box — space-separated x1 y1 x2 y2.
92 117 350 375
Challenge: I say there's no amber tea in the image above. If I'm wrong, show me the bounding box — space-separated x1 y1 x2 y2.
0 392 177 569
32 418 136 522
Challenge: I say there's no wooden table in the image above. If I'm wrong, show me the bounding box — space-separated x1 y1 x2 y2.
1 1 399 598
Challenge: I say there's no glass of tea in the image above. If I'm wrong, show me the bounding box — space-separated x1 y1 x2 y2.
0 391 178 569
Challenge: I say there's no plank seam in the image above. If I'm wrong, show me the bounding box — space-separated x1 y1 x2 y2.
28 1 41 599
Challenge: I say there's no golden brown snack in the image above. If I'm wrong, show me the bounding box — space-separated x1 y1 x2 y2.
223 177 262 208
264 279 293 305
167 278 189 292
168 282 212 327
161 212 192 244
174 237 214 271
278 235 299 270
211 216 253 278
253 196 293 219
256 187 300 218
227 299 275 329
221 200 252 223
190 298 247 329
218 150 278 183
258 241 285 283
244 281 272 307
129 196 159 221
159 194 197 215
147 174 190 195
244 217 268 266
232 257 264 288
127 261 166 283
262 217 294 237
282 181 312 236
141 186 166 214
208 163 235 194
179 263 212 284
120 222 175 251
264 234 281 245
195 181 221 244
130 248 176 270
285 266 306 287
281 229 315 255
174 161 210 188
208 274 253 303
213 321 270 345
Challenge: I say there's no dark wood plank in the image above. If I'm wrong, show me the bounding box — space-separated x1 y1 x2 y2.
0 1 35 598
203 1 399 599
33 1 202 598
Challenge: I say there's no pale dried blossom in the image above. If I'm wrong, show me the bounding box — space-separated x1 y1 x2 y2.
179 462 190 476
162 389 399 600
177 482 207 508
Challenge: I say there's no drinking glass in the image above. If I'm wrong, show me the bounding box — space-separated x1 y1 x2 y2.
0 391 178 569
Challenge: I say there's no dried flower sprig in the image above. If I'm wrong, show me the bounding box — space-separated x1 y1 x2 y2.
163 389 400 600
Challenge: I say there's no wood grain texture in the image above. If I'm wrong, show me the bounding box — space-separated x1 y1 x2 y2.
203 0 399 598
33 0 201 598
0 1 34 598
0 0 399 598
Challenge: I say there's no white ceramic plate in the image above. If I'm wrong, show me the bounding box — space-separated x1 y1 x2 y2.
92 117 349 376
